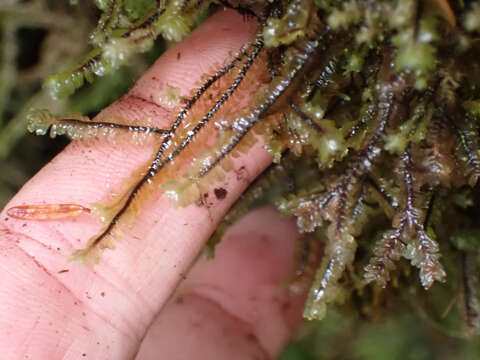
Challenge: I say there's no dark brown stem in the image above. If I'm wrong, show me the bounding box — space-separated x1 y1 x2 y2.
88 39 263 248
199 37 322 177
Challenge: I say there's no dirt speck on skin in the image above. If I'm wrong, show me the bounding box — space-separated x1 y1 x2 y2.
100 292 105 297
214 187 227 200
235 165 248 182
58 269 69 274
196 192 213 208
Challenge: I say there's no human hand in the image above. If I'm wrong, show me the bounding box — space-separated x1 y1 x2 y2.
0 9 307 359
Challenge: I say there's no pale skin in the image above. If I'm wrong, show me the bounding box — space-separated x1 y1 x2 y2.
0 9 308 360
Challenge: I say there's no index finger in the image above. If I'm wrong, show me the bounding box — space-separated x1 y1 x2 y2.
0 9 273 359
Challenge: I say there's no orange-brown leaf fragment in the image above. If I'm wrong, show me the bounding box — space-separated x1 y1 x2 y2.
7 203 91 220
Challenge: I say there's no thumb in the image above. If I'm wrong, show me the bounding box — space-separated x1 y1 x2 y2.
0 9 277 359
136 207 306 360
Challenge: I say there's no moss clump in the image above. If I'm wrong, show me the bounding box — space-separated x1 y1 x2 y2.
20 0 480 341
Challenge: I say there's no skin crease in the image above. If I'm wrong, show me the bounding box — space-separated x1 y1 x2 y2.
0 9 308 360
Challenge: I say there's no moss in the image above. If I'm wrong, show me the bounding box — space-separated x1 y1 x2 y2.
8 0 480 351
